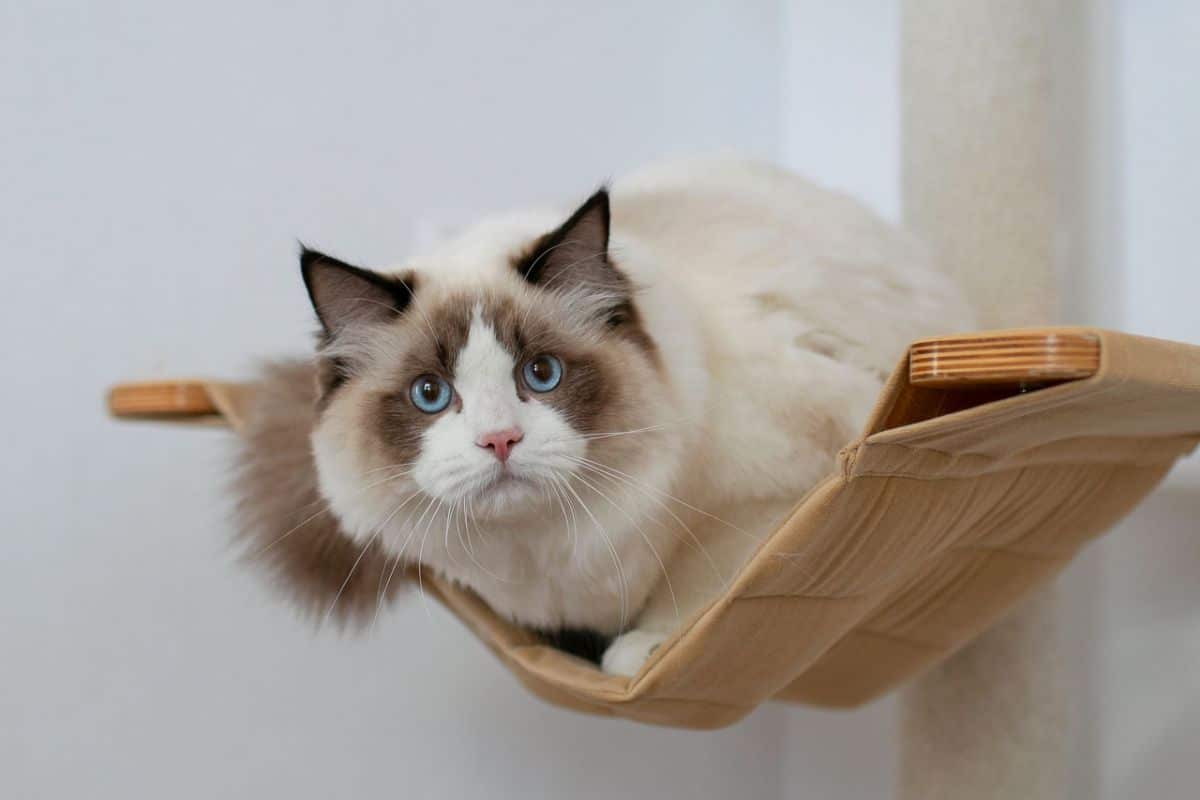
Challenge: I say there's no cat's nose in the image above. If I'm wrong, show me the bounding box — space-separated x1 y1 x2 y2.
475 427 524 463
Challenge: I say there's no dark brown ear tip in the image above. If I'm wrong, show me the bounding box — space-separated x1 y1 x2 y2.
298 246 331 278
298 248 331 316
297 248 416 337
299 247 325 292
298 247 364 292
586 187 610 214
575 187 611 238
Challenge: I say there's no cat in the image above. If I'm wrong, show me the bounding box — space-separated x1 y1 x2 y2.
234 158 973 675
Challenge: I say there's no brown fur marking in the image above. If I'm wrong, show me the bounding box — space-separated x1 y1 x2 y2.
233 360 408 627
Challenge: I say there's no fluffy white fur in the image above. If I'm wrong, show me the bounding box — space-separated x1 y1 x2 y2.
309 158 973 674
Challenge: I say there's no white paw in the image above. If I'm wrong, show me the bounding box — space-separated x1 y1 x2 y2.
601 630 668 677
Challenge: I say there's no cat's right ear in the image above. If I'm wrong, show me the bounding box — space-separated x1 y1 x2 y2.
300 248 414 339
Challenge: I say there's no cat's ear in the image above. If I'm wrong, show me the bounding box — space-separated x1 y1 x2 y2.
300 248 413 338
514 189 628 312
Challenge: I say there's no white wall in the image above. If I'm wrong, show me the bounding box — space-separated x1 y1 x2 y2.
1093 3 1200 798
1 3 789 798
781 1 901 221
1119 1 1200 344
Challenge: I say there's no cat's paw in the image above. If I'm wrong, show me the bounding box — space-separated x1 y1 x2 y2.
601 630 668 677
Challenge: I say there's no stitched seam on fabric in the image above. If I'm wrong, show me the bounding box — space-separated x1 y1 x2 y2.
849 459 1169 482
858 431 1195 464
852 627 944 651
625 696 746 710
736 591 869 602
951 544 1073 563
855 549 1074 649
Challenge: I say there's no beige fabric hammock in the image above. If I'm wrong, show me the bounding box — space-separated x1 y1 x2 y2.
109 327 1200 729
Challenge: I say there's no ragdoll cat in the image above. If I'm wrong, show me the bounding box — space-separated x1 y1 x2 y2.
235 159 972 675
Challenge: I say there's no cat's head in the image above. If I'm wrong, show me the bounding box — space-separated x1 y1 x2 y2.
303 190 678 561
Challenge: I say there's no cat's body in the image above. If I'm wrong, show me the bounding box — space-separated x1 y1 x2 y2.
238 158 972 675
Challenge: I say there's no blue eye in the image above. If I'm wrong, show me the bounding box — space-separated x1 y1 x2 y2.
410 375 453 413
522 355 563 393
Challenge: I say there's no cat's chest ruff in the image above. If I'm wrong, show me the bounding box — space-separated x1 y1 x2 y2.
430 518 669 633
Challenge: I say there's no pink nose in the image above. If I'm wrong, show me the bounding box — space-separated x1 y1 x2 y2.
475 427 524 463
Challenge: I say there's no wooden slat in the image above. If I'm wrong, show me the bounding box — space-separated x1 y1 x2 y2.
909 330 1100 388
107 381 220 418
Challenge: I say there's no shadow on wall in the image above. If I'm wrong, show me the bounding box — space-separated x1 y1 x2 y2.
1117 697 1200 800
1110 482 1200 626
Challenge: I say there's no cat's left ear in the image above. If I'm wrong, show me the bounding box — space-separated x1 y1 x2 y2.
514 189 630 317
300 247 413 339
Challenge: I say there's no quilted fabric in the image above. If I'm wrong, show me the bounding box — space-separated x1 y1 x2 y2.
199 328 1200 728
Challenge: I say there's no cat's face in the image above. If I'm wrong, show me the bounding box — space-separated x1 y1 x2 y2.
304 191 672 559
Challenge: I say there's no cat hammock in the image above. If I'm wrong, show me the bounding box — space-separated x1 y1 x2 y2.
105 15 1191 800
107 327 1200 728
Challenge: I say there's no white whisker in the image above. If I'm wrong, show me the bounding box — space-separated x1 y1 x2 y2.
559 478 629 634
322 530 378 627
572 470 679 625
570 460 724 584
458 494 524 585
253 502 333 556
254 466 413 557
566 455 761 544
547 476 578 566
365 488 426 630
577 424 668 441
358 461 418 477
415 498 446 622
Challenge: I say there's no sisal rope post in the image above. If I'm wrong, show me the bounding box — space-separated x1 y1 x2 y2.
899 1 1074 797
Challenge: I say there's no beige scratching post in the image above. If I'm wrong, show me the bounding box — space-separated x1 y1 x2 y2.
900 1 1071 797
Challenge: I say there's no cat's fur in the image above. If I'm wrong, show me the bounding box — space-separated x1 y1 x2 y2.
235 158 973 674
